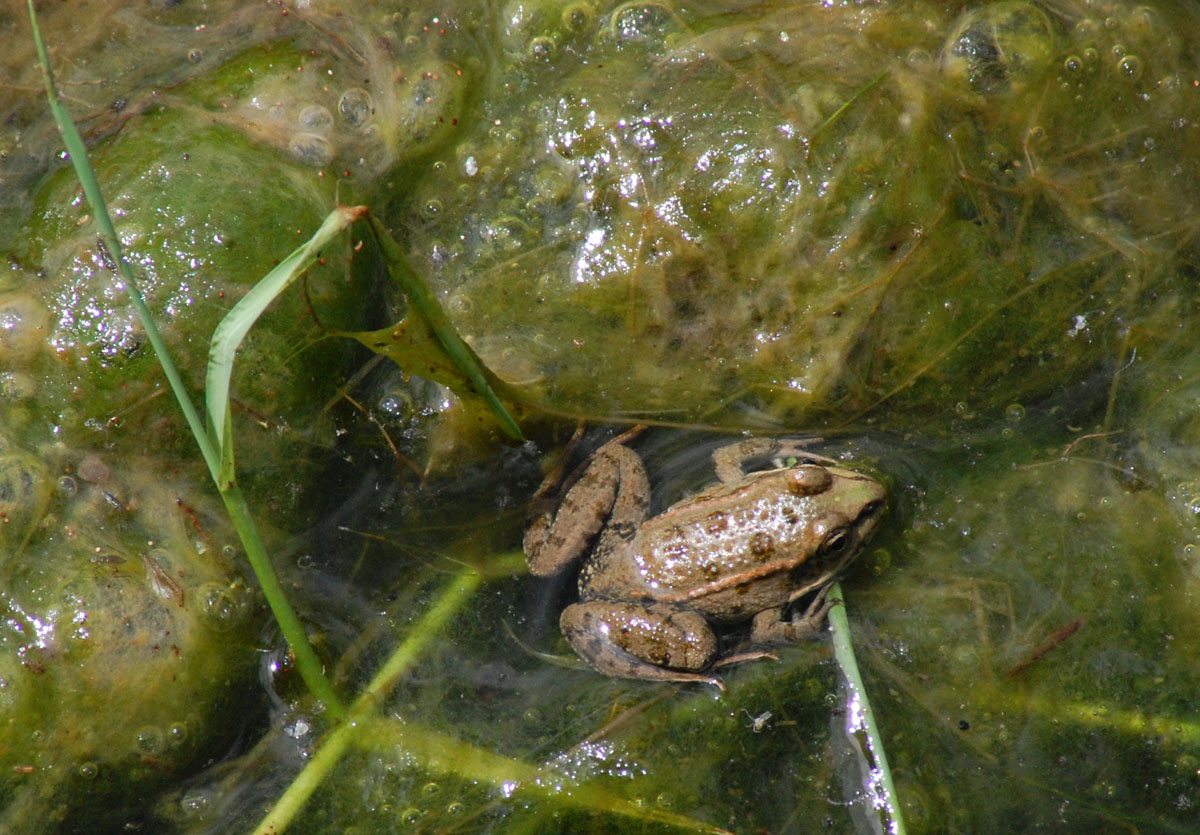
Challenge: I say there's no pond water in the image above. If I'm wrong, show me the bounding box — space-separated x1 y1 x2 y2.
2 0 1200 832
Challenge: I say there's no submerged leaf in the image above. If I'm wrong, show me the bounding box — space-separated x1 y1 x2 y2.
354 215 525 441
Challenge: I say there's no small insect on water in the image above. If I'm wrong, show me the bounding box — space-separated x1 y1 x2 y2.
741 709 773 733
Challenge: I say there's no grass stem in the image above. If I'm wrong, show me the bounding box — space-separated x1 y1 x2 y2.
828 582 906 835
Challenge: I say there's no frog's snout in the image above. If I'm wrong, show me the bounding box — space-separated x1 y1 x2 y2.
861 496 887 536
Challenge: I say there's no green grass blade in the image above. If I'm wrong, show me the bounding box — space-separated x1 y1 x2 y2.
367 215 524 441
205 204 366 480
27 0 219 482
218 482 343 718
827 582 906 835
253 567 483 834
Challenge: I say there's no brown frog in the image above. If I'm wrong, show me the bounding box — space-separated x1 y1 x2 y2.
524 437 887 688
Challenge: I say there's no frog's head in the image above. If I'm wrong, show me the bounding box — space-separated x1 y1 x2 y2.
787 462 887 598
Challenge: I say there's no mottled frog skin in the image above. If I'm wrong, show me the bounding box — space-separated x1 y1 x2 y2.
525 438 887 688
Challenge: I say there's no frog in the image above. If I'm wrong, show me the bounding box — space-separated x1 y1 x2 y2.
524 436 887 688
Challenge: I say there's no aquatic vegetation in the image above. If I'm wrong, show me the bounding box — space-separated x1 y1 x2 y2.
4 0 1200 832
397 0 1200 429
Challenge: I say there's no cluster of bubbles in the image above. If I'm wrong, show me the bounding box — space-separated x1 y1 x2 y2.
248 15 476 176
497 1 601 64
942 1 1169 101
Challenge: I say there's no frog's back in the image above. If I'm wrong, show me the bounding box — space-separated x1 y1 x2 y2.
579 479 833 620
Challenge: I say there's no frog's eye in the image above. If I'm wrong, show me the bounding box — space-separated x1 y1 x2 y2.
820 528 851 556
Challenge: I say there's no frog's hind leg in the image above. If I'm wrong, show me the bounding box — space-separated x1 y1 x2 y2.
712 437 834 483
524 441 650 577
560 601 724 689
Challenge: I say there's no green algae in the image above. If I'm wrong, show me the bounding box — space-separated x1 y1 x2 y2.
390 0 1200 430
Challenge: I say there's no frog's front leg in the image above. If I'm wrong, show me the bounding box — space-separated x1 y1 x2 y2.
712 437 836 483
749 587 834 644
524 440 650 577
561 601 724 688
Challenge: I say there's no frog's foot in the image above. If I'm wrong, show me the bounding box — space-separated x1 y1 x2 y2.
712 437 833 483
560 601 724 689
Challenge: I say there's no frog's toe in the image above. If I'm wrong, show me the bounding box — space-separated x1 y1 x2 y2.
713 649 778 669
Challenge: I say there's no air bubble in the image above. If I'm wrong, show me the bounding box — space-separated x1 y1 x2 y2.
528 37 555 62
136 726 164 755
1005 403 1026 423
299 105 333 132
1131 5 1159 35
421 198 444 219
338 88 373 127
288 133 334 167
78 761 98 780
378 391 414 417
400 808 423 825
562 3 594 33
168 722 189 747
180 791 211 817
1063 55 1082 73
199 583 249 632
613 3 673 42
1117 55 1143 81
906 48 931 69
58 476 77 496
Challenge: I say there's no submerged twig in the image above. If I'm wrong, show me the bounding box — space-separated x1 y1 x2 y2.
1005 618 1085 680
